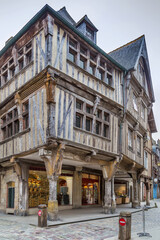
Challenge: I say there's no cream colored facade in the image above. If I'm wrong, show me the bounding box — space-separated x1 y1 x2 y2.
0 5 157 218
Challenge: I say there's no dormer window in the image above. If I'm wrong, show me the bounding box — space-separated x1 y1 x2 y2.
86 26 94 41
76 15 98 44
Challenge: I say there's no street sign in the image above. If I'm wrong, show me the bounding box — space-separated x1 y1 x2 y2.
119 218 126 226
38 210 42 216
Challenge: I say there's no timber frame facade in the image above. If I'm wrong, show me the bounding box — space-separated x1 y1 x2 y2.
0 5 157 218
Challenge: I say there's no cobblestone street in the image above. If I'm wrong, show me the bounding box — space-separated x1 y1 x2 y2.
0 200 160 240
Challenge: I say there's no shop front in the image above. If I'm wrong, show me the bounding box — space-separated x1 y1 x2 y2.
82 173 100 205
28 167 73 208
28 166 102 212
114 180 130 204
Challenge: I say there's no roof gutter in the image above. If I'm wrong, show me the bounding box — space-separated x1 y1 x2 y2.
0 4 127 72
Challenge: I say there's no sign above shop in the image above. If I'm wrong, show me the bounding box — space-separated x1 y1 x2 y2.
39 149 52 156
119 218 126 226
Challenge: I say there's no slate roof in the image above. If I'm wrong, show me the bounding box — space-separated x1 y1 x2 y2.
0 4 126 71
76 15 98 31
108 35 144 71
148 108 157 133
109 35 155 103
57 7 76 26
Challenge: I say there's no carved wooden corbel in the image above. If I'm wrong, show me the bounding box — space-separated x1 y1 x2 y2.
39 143 65 180
14 92 21 105
93 95 101 115
84 150 96 162
134 122 139 131
102 159 118 181
14 162 22 178
45 72 57 104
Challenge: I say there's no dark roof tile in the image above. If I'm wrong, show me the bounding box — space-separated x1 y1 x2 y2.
76 15 98 31
108 36 144 70
57 7 76 25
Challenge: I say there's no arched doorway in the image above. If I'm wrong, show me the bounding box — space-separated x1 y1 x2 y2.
7 182 15 208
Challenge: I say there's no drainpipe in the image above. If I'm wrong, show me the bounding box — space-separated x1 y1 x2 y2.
119 70 127 154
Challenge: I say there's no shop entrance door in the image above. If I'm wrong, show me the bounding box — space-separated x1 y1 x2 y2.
8 182 15 208
153 184 157 199
82 174 99 205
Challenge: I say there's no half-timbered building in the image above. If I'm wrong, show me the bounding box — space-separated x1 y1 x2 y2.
109 35 157 207
0 5 126 219
0 5 157 219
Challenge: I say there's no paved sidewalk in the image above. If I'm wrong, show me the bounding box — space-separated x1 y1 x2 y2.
107 227 160 240
0 201 150 227
0 200 159 239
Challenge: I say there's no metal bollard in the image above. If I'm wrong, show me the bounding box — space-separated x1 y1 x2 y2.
38 204 47 227
137 206 152 237
118 211 131 240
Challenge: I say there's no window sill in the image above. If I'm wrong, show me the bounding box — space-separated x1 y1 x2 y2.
0 128 30 145
74 126 111 141
67 59 115 91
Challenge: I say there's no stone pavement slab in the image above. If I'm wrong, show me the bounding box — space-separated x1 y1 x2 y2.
0 201 149 227
0 200 159 239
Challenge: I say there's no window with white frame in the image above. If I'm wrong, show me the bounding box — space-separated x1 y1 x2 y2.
137 135 141 156
68 38 77 63
1 108 19 139
0 40 32 87
75 99 110 138
144 151 148 169
128 128 133 150
141 103 145 119
133 93 138 111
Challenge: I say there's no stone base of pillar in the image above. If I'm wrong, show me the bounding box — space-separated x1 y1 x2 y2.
14 209 28 216
111 200 116 213
132 200 140 208
146 201 150 206
48 200 59 221
103 203 113 214
146 190 150 206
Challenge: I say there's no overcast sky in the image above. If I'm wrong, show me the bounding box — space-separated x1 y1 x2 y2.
0 0 160 141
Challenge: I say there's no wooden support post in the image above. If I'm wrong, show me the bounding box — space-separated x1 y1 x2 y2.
14 93 23 132
145 182 150 206
45 72 57 138
14 162 29 216
132 173 140 208
102 158 119 214
111 176 116 213
39 143 65 221
104 179 112 213
73 167 82 208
